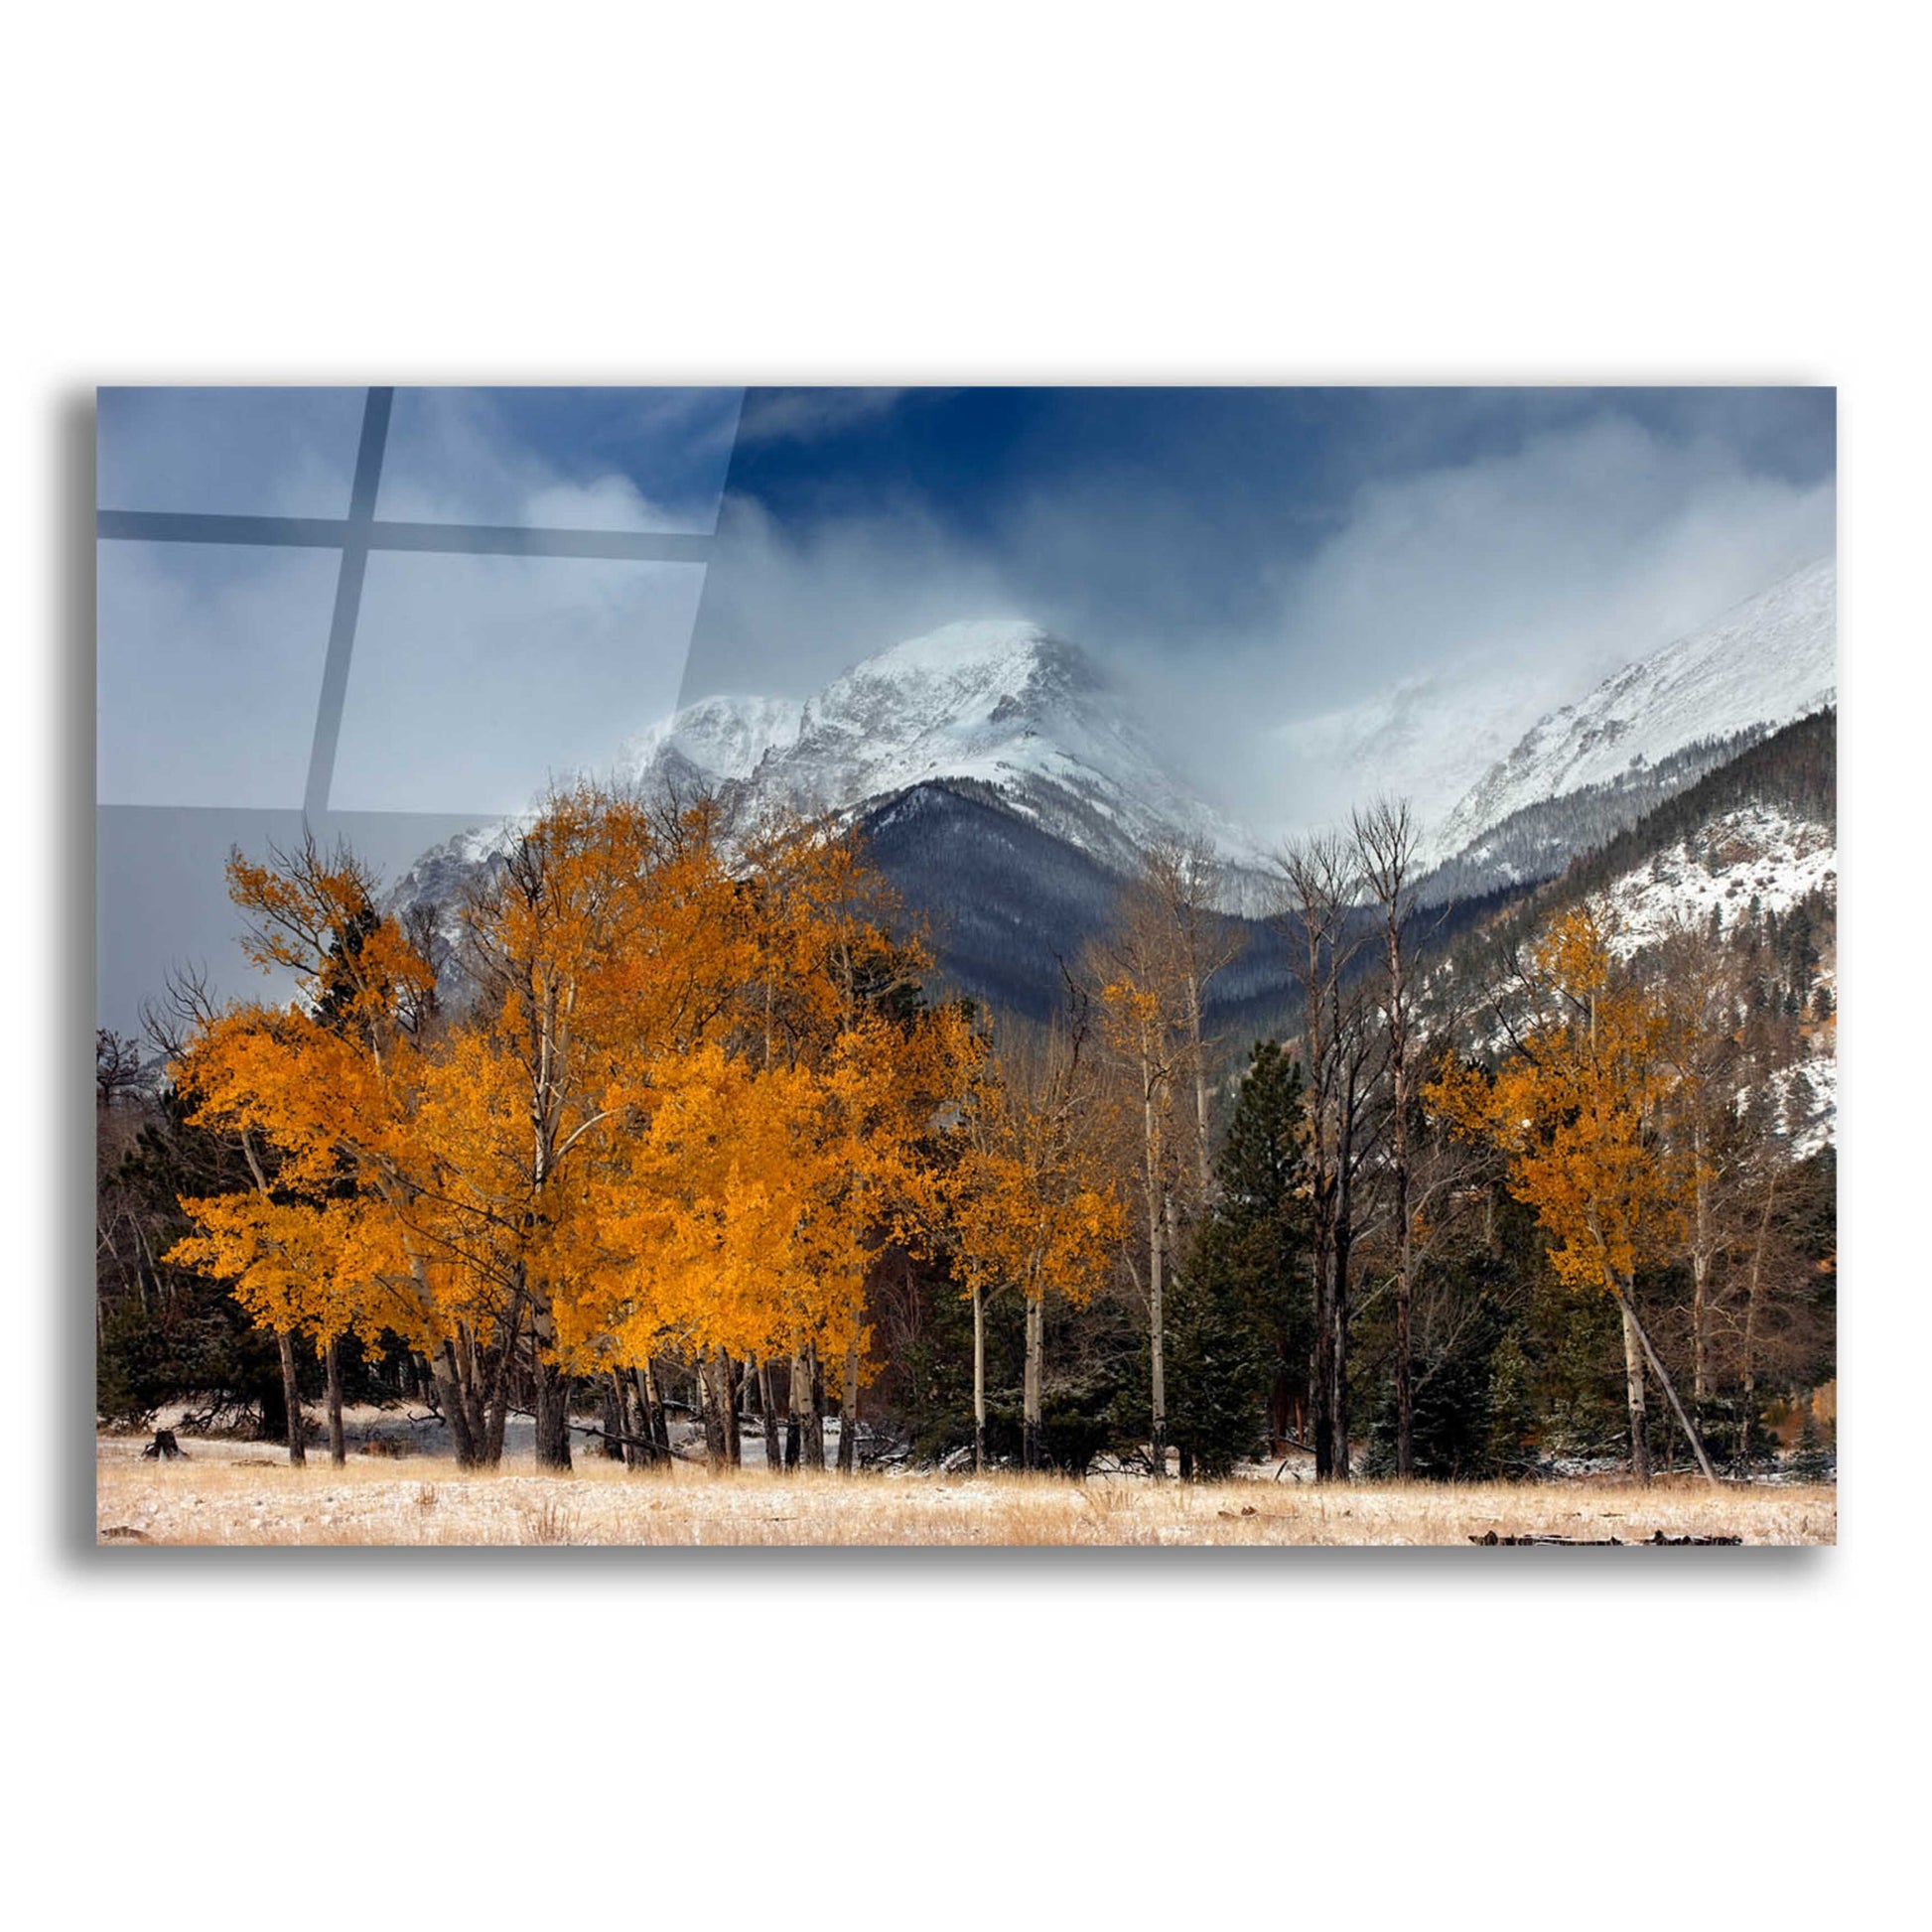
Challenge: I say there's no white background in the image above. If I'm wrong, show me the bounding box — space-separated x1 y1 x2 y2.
7 5 1921 1925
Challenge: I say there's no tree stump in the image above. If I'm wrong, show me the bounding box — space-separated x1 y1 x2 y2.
141 1428 185 1460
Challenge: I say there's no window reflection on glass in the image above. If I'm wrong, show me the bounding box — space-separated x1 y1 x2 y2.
374 387 743 534
329 552 708 815
96 541 340 809
96 387 367 519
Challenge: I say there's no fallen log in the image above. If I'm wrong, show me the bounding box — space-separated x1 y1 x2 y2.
1469 1529 1743 1546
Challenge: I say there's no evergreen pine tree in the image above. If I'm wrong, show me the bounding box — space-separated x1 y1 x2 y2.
1167 1040 1311 1476
1788 1406 1835 1481
1482 1328 1540 1478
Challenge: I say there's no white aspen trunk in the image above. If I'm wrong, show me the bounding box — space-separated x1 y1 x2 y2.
1692 1121 1712 1407
1617 1285 1651 1485
1143 1044 1167 1480
1616 1284 1721 1487
1186 965 1211 1199
723 1351 742 1467
1149 1197 1167 1481
1738 1184 1776 1470
632 1368 656 1462
838 1348 860 1473
972 1286 986 1473
634 1362 669 1460
609 1371 638 1467
1388 928 1413 1480
1330 1078 1355 1482
1023 1292 1043 1471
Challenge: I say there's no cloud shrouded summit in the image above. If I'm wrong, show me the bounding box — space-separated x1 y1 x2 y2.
620 618 1271 879
681 394 1835 843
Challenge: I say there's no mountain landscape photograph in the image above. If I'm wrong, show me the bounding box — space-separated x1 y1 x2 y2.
93 383 1839 1546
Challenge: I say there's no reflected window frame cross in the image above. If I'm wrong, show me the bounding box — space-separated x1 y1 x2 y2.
96 386 718 818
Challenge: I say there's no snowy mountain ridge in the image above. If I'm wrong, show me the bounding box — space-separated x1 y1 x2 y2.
390 620 1277 936
622 620 1273 883
616 693 804 786
1434 557 1836 865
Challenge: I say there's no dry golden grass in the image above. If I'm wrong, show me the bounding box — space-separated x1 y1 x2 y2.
95 1438 1836 1547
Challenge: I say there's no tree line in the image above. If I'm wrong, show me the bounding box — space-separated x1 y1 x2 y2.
96 771 1835 1483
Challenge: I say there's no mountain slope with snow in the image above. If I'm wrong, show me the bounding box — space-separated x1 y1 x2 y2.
388 621 1281 999
616 693 803 787
1594 798 1838 1160
623 620 1273 883
1595 800 1837 958
1434 557 1836 867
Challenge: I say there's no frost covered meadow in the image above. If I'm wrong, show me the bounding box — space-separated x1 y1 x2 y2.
95 1421 1834 1548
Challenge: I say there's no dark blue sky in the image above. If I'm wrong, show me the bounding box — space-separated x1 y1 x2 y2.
713 386 1833 573
722 386 1834 535
678 385 1836 787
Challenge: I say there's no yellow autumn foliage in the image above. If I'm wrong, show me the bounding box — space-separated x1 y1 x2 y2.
1425 906 1692 1294
168 788 989 1405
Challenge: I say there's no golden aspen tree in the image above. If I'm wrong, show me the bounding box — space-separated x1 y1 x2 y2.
945 1010 1125 1472
722 810 951 1469
1084 844 1241 1479
168 838 440 1461
1426 907 1719 1485
171 795 977 1480
560 805 963 1472
167 1186 394 1462
450 781 746 1466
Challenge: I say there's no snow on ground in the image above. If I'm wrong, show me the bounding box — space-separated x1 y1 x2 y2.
94 1441 1836 1546
99 1401 877 1475
1595 802 1836 955
1587 801 1838 1155
1736 1049 1839 1161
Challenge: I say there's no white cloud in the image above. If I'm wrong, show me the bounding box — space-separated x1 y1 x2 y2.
373 389 712 531
732 387 912 446
682 491 1021 699
1237 415 1835 834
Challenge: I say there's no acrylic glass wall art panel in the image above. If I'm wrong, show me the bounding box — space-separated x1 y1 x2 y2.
94 386 1838 1547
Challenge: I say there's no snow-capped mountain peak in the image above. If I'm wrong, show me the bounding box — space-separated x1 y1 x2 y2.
830 617 1084 691
399 620 1274 922
628 620 1272 883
